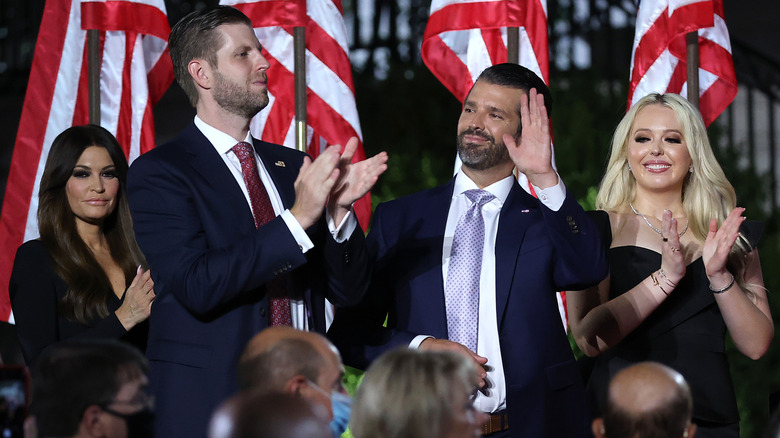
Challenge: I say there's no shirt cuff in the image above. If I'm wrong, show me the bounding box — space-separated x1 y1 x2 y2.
326 208 358 243
410 335 434 349
281 210 314 253
532 179 567 212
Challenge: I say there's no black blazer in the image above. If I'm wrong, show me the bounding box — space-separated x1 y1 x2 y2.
9 240 146 367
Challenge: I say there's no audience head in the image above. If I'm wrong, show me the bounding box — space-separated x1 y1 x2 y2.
593 361 695 438
350 348 487 438
208 391 330 438
31 339 153 438
168 5 257 108
237 327 349 437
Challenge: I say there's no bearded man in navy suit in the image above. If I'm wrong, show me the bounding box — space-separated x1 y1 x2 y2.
126 6 387 436
329 63 607 437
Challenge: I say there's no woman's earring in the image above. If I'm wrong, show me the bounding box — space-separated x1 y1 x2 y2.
628 163 632 171
689 166 694 173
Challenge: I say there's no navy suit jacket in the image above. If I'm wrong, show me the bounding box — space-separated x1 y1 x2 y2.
127 123 369 437
329 178 607 437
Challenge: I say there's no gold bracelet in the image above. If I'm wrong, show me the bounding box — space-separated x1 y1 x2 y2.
650 271 669 296
658 269 677 287
709 274 735 294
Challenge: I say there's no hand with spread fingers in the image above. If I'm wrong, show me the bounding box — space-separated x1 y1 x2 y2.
703 207 746 287
502 88 558 189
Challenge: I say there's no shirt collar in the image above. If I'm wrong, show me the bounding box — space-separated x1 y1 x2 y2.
194 116 253 155
453 171 514 204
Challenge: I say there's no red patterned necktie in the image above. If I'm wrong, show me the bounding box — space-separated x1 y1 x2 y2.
232 141 292 326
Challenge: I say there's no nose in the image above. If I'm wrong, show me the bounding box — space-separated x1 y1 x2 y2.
90 175 105 193
255 50 270 71
649 138 663 156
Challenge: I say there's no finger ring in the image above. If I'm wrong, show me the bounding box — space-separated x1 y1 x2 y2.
662 237 668 242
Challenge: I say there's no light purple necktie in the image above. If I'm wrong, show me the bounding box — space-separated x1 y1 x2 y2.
445 189 495 353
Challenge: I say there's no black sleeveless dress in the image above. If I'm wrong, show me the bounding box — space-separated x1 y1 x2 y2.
585 210 762 437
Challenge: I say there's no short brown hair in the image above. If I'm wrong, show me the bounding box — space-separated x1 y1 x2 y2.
168 6 252 107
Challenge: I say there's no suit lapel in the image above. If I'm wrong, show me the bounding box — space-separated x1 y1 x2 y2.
184 124 256 230
420 182 455 334
494 182 536 329
252 139 301 209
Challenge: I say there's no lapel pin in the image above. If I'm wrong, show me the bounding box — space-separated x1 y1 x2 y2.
275 161 286 167
521 209 530 213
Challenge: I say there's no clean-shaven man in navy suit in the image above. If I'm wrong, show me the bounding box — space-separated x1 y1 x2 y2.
126 6 387 437
329 63 607 437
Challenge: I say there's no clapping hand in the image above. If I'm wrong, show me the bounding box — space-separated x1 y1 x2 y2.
660 209 686 287
703 207 745 286
327 137 388 226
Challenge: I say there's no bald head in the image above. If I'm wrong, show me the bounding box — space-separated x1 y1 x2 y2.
238 327 342 392
594 362 695 438
208 391 330 438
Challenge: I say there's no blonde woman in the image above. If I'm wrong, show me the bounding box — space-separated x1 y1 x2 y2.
568 93 773 438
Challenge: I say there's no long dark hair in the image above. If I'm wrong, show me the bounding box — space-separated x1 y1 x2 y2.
37 125 147 324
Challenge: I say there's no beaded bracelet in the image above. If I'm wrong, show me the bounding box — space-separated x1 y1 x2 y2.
709 274 735 294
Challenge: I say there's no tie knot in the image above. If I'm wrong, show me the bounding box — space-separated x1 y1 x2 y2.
233 141 254 163
464 189 495 207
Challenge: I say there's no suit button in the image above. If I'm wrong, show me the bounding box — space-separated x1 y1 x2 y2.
344 250 351 265
260 307 267 317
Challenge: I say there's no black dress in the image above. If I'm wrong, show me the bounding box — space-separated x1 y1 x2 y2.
8 240 148 368
585 210 761 437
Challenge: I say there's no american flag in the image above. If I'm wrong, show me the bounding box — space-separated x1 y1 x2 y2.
0 0 172 322
222 0 371 228
629 0 737 126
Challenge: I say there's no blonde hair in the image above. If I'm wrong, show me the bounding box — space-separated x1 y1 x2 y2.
350 348 476 438
597 93 753 294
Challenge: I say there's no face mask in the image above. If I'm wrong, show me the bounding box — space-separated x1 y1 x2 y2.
308 380 352 438
328 390 352 438
101 406 156 438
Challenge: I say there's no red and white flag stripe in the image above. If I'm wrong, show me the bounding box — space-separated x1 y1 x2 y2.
421 0 550 103
629 0 737 126
223 0 371 228
0 0 172 322
421 0 569 328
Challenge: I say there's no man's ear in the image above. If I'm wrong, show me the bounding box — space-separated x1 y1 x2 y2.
79 405 108 438
188 59 212 90
284 374 308 395
591 418 606 438
685 423 697 438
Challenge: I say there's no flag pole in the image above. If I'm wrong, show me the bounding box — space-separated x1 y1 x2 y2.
87 29 101 125
507 27 519 64
293 26 307 152
686 31 700 110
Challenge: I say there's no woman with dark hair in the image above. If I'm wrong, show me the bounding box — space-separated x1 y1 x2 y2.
9 124 154 367
568 94 773 437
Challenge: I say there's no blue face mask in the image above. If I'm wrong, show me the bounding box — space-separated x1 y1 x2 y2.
308 380 352 438
329 390 352 438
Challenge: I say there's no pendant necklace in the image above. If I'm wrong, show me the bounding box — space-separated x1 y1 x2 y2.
629 202 688 238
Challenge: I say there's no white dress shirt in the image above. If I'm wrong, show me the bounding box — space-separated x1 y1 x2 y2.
412 170 566 413
194 117 356 330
